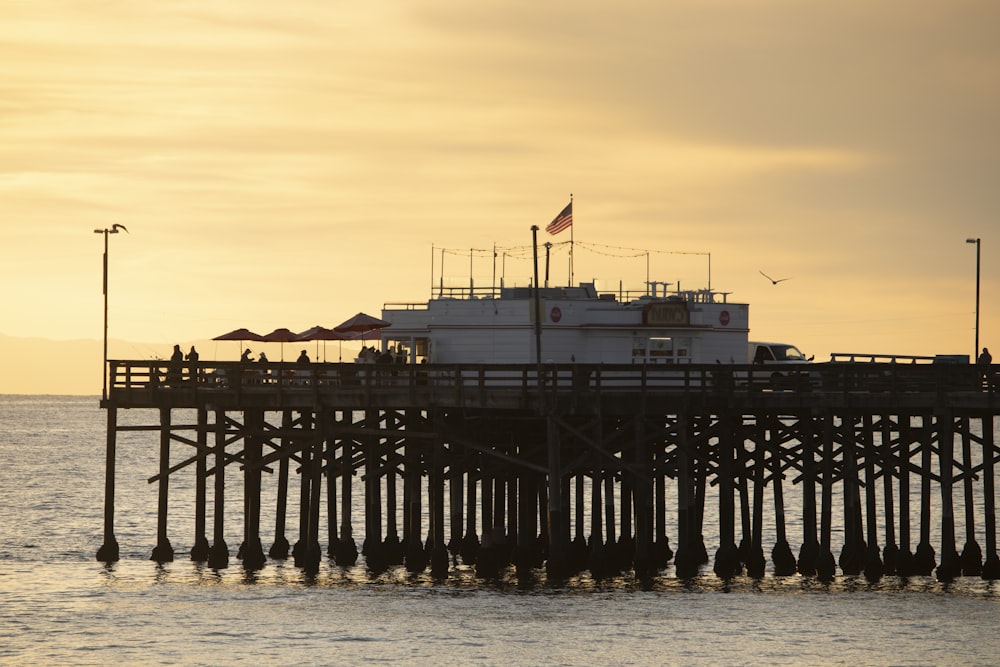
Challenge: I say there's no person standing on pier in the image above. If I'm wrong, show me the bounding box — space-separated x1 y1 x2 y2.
185 346 199 384
168 344 183 384
296 349 311 366
978 347 992 386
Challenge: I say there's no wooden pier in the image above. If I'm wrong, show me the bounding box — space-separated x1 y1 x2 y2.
96 359 1000 581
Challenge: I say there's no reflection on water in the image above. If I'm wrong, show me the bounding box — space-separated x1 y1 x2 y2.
86 554 1000 601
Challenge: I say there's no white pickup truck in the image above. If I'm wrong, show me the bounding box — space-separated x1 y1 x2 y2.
745 341 817 389
749 341 814 365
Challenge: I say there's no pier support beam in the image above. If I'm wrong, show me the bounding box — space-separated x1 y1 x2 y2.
96 405 120 563
816 412 836 581
190 408 210 562
335 426 358 566
632 415 653 579
208 410 229 569
304 411 324 572
545 415 569 579
838 418 864 576
863 415 883 581
770 418 796 575
713 412 740 578
240 409 266 570
150 407 174 563
897 422 915 576
476 470 496 578
959 417 982 576
915 414 937 576
460 468 480 565
981 414 1000 579
880 414 898 576
653 443 672 570
429 427 449 578
674 414 699 579
383 424 402 566
936 412 959 581
269 410 293 560
797 413 818 576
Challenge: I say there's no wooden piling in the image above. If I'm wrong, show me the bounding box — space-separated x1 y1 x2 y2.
817 412 836 580
269 410 292 560
958 416 982 576
880 414 898 575
981 414 1000 578
241 409 266 570
546 414 568 578
714 412 738 578
151 407 173 562
862 414 883 580
915 413 937 575
207 409 228 569
191 408 209 562
797 412 818 576
747 429 766 578
96 406 119 563
936 411 958 581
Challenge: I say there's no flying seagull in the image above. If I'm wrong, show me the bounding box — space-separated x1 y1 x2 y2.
760 270 790 285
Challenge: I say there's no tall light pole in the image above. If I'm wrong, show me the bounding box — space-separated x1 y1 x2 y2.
966 237 981 360
95 224 128 401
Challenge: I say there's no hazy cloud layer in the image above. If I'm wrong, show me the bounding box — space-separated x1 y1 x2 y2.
1 0 997 389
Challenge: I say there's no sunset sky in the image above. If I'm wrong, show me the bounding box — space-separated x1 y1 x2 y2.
2 1 998 392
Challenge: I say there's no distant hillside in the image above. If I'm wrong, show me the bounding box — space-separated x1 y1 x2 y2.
0 334 104 395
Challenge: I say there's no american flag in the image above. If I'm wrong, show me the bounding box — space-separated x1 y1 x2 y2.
545 201 573 235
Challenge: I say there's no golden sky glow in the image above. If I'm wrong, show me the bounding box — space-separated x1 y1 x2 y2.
2 0 998 392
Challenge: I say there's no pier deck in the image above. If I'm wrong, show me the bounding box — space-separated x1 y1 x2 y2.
96 360 1000 581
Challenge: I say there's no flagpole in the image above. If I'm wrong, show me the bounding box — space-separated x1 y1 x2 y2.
569 193 574 286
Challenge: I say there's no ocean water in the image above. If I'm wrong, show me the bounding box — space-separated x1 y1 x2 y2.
1 395 998 666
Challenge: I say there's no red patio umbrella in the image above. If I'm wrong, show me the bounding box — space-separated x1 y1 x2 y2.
334 312 390 345
296 325 351 362
212 328 265 359
262 327 300 362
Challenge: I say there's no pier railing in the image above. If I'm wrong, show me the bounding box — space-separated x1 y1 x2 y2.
107 359 996 407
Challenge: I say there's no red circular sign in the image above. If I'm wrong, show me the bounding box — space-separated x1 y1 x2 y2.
719 310 730 326
550 306 562 322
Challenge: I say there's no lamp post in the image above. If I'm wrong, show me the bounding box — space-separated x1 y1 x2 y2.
94 224 128 401
966 237 981 360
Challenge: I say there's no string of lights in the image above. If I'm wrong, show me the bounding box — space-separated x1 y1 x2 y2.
575 241 709 259
431 240 711 293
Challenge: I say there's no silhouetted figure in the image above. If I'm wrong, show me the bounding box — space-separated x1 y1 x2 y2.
258 352 269 364
185 346 199 383
168 344 183 383
241 348 254 363
296 349 310 366
978 347 992 387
